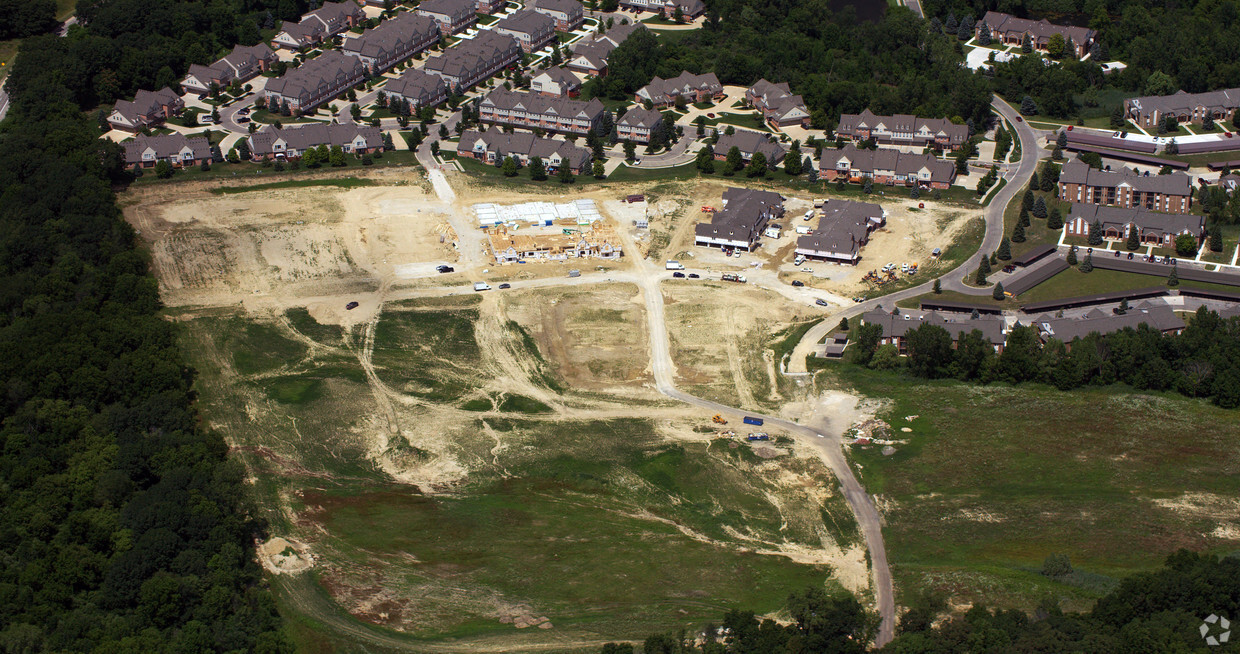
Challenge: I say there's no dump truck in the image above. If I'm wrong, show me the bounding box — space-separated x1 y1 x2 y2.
721 272 747 283
743 416 763 426
712 414 727 425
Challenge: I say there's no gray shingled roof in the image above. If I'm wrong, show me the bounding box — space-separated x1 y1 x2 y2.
1032 304 1184 343
383 68 447 106
417 0 475 19
695 188 783 242
1059 160 1192 196
342 12 440 62
495 9 555 37
123 133 212 165
637 71 721 103
822 144 955 184
480 88 604 121
713 129 787 164
1068 203 1204 239
837 109 969 146
1126 88 1240 118
248 122 383 156
458 127 592 169
980 11 1095 48
265 50 365 104
796 199 883 259
424 31 519 84
862 308 1006 345
618 107 663 128
530 0 582 15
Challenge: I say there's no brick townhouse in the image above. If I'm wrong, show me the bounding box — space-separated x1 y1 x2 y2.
458 127 593 173
566 23 643 75
1058 160 1193 213
423 31 521 91
617 107 663 143
382 68 449 111
123 133 212 168
107 88 184 132
977 12 1096 59
180 44 277 95
416 0 477 35
1124 88 1240 130
247 122 384 159
821 144 956 189
862 308 1007 354
529 0 584 31
635 71 722 108
273 0 366 49
836 109 969 150
746 79 811 128
1064 203 1205 247
264 50 366 113
712 129 788 166
492 10 557 53
478 88 605 136
341 12 441 74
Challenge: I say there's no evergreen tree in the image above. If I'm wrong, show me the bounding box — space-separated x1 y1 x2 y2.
785 141 802 175
1088 219 1104 245
1012 221 1026 242
1210 223 1224 252
1080 252 1093 272
997 236 1011 260
529 156 547 180
745 152 768 177
1126 226 1141 251
911 186 920 199
1019 206 1030 226
933 278 941 294
992 282 1005 300
558 161 574 183
624 141 637 162
1033 196 1047 219
502 155 518 177
1168 267 1179 286
725 146 743 171
838 318 849 331
1067 246 1078 265
979 255 991 275
1057 130 1068 148
1047 207 1063 230
329 145 345 166
592 160 606 179
1030 171 1039 190
863 177 873 194
1022 189 1034 210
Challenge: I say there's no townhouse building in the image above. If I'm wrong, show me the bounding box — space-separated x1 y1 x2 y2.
476 0 507 12
264 50 366 112
247 122 384 159
530 0 584 31
492 10 557 53
478 88 605 136
341 12 441 74
273 0 366 49
458 127 593 173
635 71 722 108
530 66 582 97
1064 203 1205 248
977 12 1095 58
694 188 785 251
1124 88 1240 130
712 129 788 166
423 31 521 91
821 144 957 189
416 0 477 35
620 0 703 18
617 107 663 143
107 88 184 132
1058 160 1193 213
1032 304 1185 350
862 308 1007 354
566 23 643 75
123 133 212 168
746 79 811 128
795 199 886 265
382 68 449 111
836 109 969 150
180 43 277 95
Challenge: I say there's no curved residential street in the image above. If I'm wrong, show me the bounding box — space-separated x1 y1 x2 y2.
787 96 1043 374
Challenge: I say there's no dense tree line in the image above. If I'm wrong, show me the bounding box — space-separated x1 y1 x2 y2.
588 6 994 131
0 0 59 39
602 551 1240 652
852 306 1240 407
12 0 308 109
0 14 289 654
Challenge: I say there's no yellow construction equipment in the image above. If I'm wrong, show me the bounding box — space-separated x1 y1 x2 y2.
712 414 727 425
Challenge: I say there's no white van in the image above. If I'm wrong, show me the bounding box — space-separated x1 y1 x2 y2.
794 254 806 266
665 260 685 270
473 282 491 291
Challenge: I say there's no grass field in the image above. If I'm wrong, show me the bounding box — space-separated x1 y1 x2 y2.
822 365 1240 611
210 176 380 195
179 300 856 649
131 151 419 187
457 156 700 186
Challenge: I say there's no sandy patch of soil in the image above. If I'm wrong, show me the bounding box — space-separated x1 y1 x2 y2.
259 536 314 574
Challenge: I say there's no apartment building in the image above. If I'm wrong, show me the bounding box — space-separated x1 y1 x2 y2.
492 9 557 53
478 88 605 135
1058 160 1193 213
836 109 969 150
264 50 366 112
423 31 521 91
341 12 441 73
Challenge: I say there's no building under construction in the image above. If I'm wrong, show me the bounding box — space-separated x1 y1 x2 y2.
487 222 623 264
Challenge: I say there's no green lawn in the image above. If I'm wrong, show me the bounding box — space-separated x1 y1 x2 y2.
132 151 419 187
55 0 76 21
823 365 1240 611
705 113 769 133
458 156 699 186
209 176 380 195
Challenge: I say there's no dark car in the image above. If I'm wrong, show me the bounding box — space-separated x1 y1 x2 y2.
815 298 829 307
345 301 359 310
687 273 700 279
672 271 685 278
1003 264 1017 273
791 280 804 287
238 107 251 115
436 265 454 273
498 283 511 289
237 116 250 123
1128 252 1134 259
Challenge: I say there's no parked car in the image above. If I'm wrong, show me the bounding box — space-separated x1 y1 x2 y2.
199 115 215 124
672 271 685 278
791 280 804 287
237 116 250 123
1003 264 1017 273
815 298 829 307
688 273 700 279
436 265 454 273
238 107 251 115
498 283 511 289
345 301 359 310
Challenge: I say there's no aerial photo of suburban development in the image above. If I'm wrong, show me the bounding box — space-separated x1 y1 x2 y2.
2 0 1240 650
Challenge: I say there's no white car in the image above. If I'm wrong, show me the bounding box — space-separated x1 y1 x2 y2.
199 114 216 124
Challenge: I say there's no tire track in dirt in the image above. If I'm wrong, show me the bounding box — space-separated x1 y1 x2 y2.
726 311 758 410
350 318 402 438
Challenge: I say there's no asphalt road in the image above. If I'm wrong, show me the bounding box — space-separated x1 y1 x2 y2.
787 96 1042 372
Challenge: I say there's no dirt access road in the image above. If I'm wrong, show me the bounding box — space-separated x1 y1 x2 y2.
787 96 1043 373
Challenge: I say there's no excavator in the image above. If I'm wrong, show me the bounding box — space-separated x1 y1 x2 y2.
712 414 727 425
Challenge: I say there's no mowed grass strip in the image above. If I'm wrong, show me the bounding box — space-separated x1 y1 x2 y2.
209 176 379 195
829 366 1240 608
